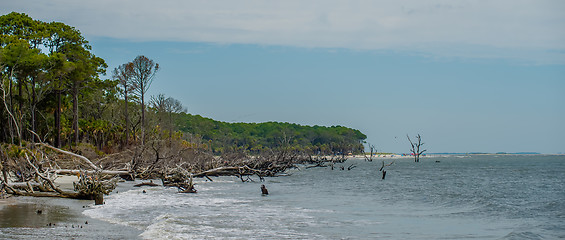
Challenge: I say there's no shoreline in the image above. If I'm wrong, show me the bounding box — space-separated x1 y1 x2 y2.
1 153 548 239
0 177 142 239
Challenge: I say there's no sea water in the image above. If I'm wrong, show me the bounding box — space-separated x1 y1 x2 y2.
83 155 565 239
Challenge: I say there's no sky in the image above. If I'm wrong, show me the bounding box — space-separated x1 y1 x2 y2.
2 0 565 154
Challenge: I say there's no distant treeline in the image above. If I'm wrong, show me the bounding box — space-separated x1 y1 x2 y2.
177 113 366 154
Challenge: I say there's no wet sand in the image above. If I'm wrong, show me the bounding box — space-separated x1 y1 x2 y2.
0 178 142 239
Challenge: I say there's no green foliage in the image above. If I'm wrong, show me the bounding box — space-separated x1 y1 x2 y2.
0 12 108 147
176 113 366 154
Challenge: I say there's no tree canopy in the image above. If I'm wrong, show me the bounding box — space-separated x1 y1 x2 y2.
176 113 366 154
0 12 107 147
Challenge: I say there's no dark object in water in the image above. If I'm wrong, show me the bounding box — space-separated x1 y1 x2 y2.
85 221 88 224
142 190 146 193
382 170 387 180
179 184 197 193
36 210 42 214
181 188 197 193
261 185 269 195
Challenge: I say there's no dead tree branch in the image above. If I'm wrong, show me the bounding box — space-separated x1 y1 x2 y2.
407 134 426 162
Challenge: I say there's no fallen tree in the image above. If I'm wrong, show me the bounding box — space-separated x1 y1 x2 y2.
0 129 350 202
36 143 102 171
0 141 121 203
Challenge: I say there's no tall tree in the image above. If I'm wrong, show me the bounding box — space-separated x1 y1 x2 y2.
63 44 106 147
113 62 134 146
45 52 73 147
44 21 88 147
131 55 159 144
25 52 48 143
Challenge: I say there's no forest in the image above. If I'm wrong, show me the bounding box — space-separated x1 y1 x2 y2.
0 12 366 200
177 114 366 155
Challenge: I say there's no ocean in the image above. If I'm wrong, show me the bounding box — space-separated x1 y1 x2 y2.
79 154 564 239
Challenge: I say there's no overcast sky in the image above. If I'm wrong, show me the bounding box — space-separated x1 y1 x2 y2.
2 0 564 153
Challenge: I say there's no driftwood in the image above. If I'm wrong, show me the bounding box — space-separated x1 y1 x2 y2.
193 166 264 177
53 169 130 175
161 165 197 193
379 160 395 180
305 163 327 169
134 181 159 187
2 142 119 202
2 135 310 200
305 155 348 170
8 182 41 189
364 143 376 162
36 143 101 170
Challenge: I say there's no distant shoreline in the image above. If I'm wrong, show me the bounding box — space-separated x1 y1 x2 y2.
350 152 563 160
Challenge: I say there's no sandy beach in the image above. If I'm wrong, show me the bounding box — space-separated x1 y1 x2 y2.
0 176 142 239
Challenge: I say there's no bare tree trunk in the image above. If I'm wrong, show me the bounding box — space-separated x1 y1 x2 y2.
72 86 79 147
407 134 426 162
124 86 129 146
169 112 173 142
37 143 101 171
53 169 129 175
141 85 145 145
54 89 60 147
1 69 21 145
17 78 23 143
0 146 8 183
30 76 36 143
55 78 62 147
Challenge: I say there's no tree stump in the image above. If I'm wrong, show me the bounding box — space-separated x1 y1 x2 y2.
94 193 104 205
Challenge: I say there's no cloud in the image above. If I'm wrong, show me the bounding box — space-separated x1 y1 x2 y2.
3 0 565 63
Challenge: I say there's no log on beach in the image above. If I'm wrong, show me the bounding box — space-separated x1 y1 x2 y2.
133 181 159 187
53 169 131 175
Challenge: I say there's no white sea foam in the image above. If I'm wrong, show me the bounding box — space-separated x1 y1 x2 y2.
82 155 565 239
